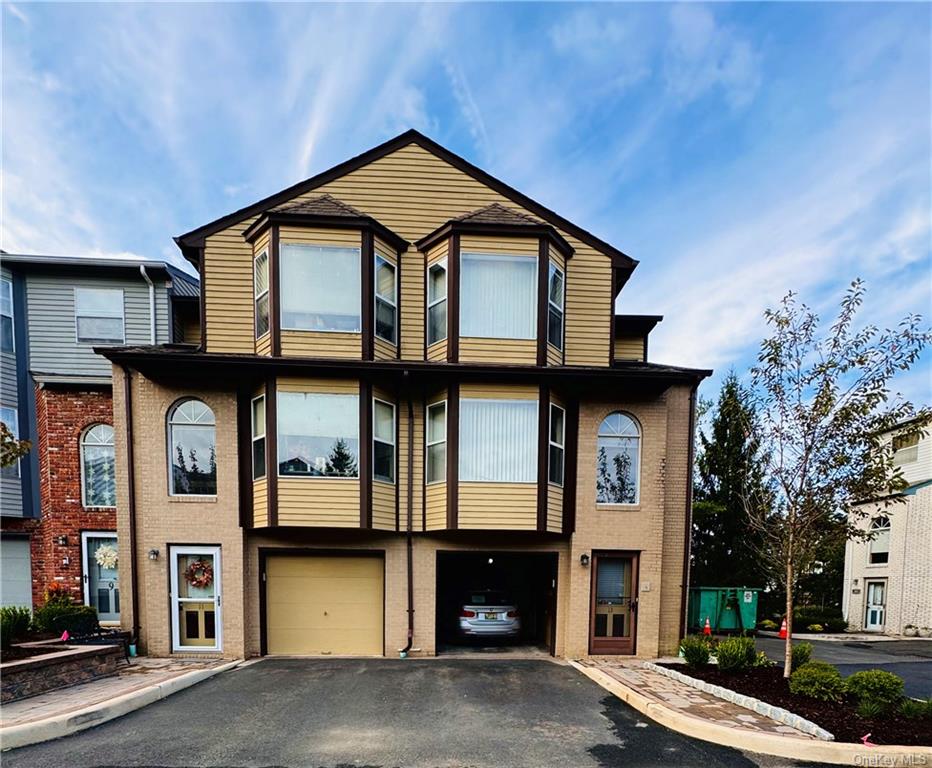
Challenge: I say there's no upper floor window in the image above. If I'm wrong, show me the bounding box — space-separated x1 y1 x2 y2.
460 398 537 482
596 412 640 505
373 399 395 483
892 432 919 466
1 277 13 353
81 424 115 507
427 262 447 345
280 244 360 333
460 253 536 340
549 404 565 486
869 516 890 564
426 401 446 484
75 288 124 344
251 395 266 480
1 406 19 478
548 264 564 350
278 392 358 477
168 399 216 496
254 250 269 338
375 255 397 345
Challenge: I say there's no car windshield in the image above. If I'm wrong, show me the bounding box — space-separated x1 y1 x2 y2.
466 591 511 606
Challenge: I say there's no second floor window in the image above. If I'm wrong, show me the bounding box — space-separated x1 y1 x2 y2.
254 250 269 338
548 264 564 350
869 516 890 564
461 253 536 340
459 398 537 483
1 277 13 353
426 401 446 483
81 424 115 507
892 432 919 466
1 406 19 478
427 262 447 345
280 244 360 333
549 404 565 486
375 255 397 344
168 399 216 496
75 288 124 344
278 392 359 477
373 399 395 482
252 395 266 480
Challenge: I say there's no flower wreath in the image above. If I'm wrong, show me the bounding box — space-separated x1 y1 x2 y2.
183 559 213 589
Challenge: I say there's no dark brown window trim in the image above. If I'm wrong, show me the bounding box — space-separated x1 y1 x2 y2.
537 385 549 531
265 376 278 526
237 388 253 529
562 398 579 535
446 384 459 529
360 382 372 528
269 225 281 356
536 238 549 366
447 235 460 363
361 231 374 361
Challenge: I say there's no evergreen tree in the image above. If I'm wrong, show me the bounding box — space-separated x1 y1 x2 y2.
325 438 358 477
188 448 200 476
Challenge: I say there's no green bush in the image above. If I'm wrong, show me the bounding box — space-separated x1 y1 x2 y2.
716 636 756 672
0 606 32 650
33 589 82 634
793 607 846 633
857 700 887 719
758 619 778 631
898 698 932 719
845 670 904 710
680 635 711 668
752 650 774 667
806 623 824 633
791 641 813 671
789 661 845 702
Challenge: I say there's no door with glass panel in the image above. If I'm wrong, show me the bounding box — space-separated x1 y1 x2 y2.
590 553 638 654
82 532 119 622
864 580 886 632
170 546 222 652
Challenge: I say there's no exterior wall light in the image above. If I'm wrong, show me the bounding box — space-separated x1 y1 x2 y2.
148 548 160 561
56 535 68 546
580 553 590 567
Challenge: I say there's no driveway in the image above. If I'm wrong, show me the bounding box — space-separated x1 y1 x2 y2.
756 636 932 698
3 658 824 768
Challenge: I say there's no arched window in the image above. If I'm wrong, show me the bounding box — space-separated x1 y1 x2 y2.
168 399 216 496
81 424 115 507
596 412 640 505
869 516 890 564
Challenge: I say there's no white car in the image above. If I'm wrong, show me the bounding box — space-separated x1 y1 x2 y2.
458 590 521 639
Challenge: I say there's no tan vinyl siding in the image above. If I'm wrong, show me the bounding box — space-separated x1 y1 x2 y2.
277 477 360 527
256 334 272 356
277 377 359 394
372 480 395 530
426 337 447 361
458 483 537 530
253 477 268 528
205 221 256 353
460 235 538 257
459 383 539 399
374 337 395 360
614 335 645 361
254 230 270 257
547 483 563 533
459 337 536 364
181 315 201 345
401 250 425 360
565 244 611 365
427 239 449 266
547 343 562 366
425 481 447 530
397 396 424 532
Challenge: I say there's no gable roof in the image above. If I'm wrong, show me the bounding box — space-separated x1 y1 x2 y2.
454 202 543 226
270 193 366 218
174 130 637 274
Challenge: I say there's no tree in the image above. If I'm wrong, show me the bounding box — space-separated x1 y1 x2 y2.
744 280 930 677
596 446 635 503
0 422 31 469
692 372 769 588
325 438 358 477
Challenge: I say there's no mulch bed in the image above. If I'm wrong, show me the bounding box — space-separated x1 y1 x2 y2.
0 645 64 663
659 664 932 746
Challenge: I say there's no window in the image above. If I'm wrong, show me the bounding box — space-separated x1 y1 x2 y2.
549 404 565 486
1 406 19 478
254 250 269 338
460 253 537 339
74 288 124 344
1 277 13 353
548 264 564 350
892 432 919 466
426 401 446 484
81 424 115 507
373 399 395 482
168 399 216 495
427 262 447 345
251 395 266 480
459 398 538 482
375 255 397 344
280 244 360 332
869 516 891 564
596 412 640 504
277 392 358 477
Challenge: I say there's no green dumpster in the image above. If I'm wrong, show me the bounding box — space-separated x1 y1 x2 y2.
688 587 761 634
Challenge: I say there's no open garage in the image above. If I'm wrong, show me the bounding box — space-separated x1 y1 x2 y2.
435 551 558 654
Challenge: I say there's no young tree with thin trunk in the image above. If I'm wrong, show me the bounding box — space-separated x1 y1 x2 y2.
744 280 929 678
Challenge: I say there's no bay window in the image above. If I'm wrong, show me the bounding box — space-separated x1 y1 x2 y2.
373 399 395 482
75 287 124 344
548 264 564 350
251 395 266 480
277 392 359 477
254 250 269 338
426 401 446 483
549 404 565 486
427 262 447 345
459 398 537 482
280 244 361 332
375 255 397 344
460 253 536 339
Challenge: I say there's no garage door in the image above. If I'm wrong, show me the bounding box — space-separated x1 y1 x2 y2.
1 538 33 609
265 555 383 656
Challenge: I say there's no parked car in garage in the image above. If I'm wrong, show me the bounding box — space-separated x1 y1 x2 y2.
458 590 521 638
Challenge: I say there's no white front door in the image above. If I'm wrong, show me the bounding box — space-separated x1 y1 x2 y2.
82 532 119 622
865 581 886 631
170 546 222 652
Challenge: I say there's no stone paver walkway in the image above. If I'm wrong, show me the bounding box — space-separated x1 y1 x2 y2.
578 658 816 739
0 657 227 727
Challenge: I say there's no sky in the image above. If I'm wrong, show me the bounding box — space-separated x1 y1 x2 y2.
2 2 930 404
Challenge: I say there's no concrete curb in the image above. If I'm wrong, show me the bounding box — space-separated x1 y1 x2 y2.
1 659 242 751
570 661 932 766
643 662 833 740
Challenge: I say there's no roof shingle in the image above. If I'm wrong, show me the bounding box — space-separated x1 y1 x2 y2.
454 203 544 227
270 194 366 218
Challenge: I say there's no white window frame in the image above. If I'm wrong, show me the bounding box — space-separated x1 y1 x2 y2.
74 287 125 344
596 412 642 506
426 400 447 485
81 531 119 622
170 545 222 653
80 423 116 508
254 249 270 340
1 276 14 353
549 403 565 487
869 516 891 565
1 406 20 478
279 243 361 333
251 395 266 480
548 263 565 351
426 260 447 346
374 253 397 345
459 251 537 340
373 398 396 483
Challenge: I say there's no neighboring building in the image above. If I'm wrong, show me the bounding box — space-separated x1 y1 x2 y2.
842 418 932 635
0 253 198 618
101 130 710 660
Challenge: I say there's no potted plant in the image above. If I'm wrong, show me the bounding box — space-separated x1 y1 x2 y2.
918 627 932 638
904 624 919 637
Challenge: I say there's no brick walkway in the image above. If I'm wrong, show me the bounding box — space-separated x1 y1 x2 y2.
1 657 228 728
578 658 816 739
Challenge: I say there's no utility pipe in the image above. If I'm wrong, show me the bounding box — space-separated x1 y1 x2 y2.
399 392 415 656
139 265 155 344
122 365 141 644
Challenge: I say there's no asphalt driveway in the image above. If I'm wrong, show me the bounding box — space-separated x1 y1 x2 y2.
3 658 823 768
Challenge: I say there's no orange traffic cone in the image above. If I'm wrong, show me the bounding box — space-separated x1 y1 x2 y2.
778 617 787 639
703 617 711 636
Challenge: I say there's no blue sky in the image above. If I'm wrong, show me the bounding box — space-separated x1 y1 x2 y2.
2 2 929 403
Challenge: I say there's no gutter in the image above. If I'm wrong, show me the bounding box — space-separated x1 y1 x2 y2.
122 365 141 644
399 395 415 656
139 265 156 344
679 384 698 640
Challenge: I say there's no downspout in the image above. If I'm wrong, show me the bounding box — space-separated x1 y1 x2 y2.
122 365 141 644
679 384 698 640
139 265 155 344
399 394 415 656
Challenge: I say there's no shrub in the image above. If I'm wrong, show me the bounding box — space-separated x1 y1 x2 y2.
43 583 75 607
752 650 774 668
824 617 848 633
845 670 904 710
680 635 711 668
758 619 778 631
806 623 824 633
716 636 756 672
791 641 813 671
789 661 845 702
857 700 887 719
0 606 32 650
33 588 80 634
48 606 98 636
898 698 932 719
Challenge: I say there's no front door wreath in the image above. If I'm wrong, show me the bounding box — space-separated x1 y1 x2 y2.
183 559 213 589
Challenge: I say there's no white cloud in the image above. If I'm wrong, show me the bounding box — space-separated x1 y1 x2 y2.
4 3 28 25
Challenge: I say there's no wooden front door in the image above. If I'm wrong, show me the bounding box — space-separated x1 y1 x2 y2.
589 553 638 654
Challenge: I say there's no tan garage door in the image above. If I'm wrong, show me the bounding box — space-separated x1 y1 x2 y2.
265 555 383 656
